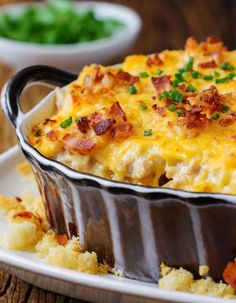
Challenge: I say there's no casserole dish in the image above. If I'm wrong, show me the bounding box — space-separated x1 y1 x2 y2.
2 44 236 283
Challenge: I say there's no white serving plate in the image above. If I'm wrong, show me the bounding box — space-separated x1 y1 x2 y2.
0 146 234 303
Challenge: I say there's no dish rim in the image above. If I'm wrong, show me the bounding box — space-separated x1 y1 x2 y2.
2 65 236 203
0 1 141 52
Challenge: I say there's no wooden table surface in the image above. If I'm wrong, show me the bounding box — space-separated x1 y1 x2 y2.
0 0 236 301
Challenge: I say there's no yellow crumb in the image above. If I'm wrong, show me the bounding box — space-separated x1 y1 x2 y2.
159 263 236 298
199 265 209 276
16 162 32 176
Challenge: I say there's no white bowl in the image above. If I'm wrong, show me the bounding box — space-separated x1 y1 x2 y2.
0 1 141 71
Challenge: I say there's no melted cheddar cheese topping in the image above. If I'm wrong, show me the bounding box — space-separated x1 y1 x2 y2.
28 37 236 194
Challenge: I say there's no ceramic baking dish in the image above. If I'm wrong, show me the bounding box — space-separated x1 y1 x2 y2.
2 66 236 283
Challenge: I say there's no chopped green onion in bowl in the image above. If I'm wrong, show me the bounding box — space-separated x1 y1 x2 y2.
0 0 125 45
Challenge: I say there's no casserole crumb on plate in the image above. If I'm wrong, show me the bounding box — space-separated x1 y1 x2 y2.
28 36 236 194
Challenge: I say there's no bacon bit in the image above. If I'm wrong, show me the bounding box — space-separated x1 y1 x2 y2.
223 261 236 289
198 59 217 68
43 118 56 125
46 130 58 140
185 36 198 49
115 71 139 85
13 211 33 219
111 123 133 139
88 112 104 127
93 118 115 135
15 196 22 202
152 104 166 117
146 53 163 66
55 234 68 246
13 211 42 223
76 117 90 134
152 96 156 100
152 75 171 93
198 85 223 114
219 113 236 127
109 101 127 122
207 36 221 44
63 135 96 155
93 65 103 82
178 109 210 129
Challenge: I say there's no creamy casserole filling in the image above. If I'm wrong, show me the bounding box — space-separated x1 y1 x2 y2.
28 37 236 194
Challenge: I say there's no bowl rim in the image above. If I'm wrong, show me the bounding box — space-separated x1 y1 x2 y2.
0 1 142 53
2 65 236 203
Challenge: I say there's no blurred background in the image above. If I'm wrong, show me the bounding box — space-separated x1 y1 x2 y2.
1 0 236 154
1 0 236 52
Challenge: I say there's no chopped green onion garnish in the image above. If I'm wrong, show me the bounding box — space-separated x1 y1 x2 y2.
215 77 229 84
169 90 183 103
228 72 236 79
129 85 137 94
139 72 149 78
191 70 201 79
159 90 169 100
221 105 230 113
60 116 73 129
204 74 213 80
213 71 221 77
187 83 197 92
220 62 235 71
175 72 185 82
144 129 152 136
168 104 176 112
140 104 148 110
176 109 184 117
172 79 180 87
156 68 163 75
184 57 194 71
211 113 220 120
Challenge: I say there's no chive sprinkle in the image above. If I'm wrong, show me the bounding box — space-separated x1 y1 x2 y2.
184 57 194 71
204 74 213 80
129 85 137 94
176 109 184 117
168 104 176 112
139 72 149 78
221 105 230 113
156 68 163 75
220 62 235 71
140 104 148 110
191 70 201 79
215 77 229 84
169 90 183 103
211 113 220 120
144 129 152 136
60 116 73 129
187 83 197 92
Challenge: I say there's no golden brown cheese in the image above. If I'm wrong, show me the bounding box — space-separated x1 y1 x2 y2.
28 37 236 194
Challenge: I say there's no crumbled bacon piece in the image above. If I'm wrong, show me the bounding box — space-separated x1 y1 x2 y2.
198 60 217 68
178 109 210 129
13 211 33 219
115 71 139 85
55 234 68 246
207 36 221 44
146 53 163 66
152 104 166 117
200 86 220 104
15 196 22 202
93 118 115 135
88 112 104 127
13 211 42 223
185 36 198 49
111 123 133 139
223 261 236 289
109 101 127 122
219 113 236 127
46 130 58 140
63 135 96 155
76 117 90 134
93 65 103 82
152 75 171 93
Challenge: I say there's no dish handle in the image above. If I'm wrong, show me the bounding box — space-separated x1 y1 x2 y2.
1 65 77 128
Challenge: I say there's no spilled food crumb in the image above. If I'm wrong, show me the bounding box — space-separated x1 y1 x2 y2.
159 264 236 298
0 161 235 298
0 193 108 274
